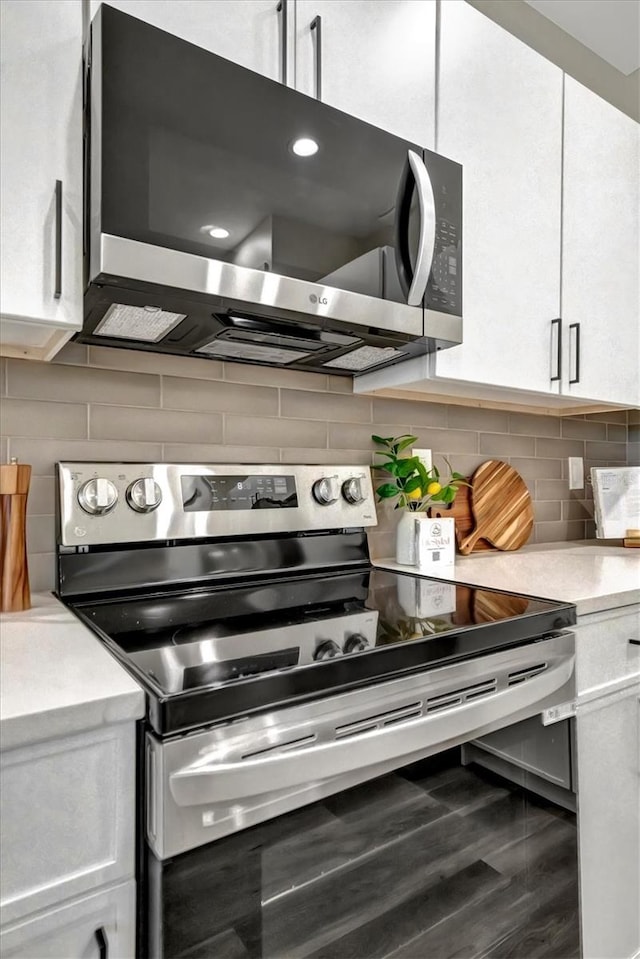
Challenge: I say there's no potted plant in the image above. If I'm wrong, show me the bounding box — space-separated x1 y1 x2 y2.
371 433 468 566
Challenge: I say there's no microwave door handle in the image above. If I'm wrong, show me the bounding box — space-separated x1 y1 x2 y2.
169 651 573 807
407 150 436 306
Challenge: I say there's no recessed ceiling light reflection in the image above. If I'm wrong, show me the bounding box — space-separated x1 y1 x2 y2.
291 137 319 157
208 226 230 239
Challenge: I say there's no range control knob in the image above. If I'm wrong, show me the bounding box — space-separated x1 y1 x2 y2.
126 477 163 513
314 640 342 661
77 478 118 515
342 477 365 505
312 477 339 506
344 633 370 654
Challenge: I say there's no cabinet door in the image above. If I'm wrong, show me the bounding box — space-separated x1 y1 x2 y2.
88 0 284 80
562 77 639 407
295 0 436 147
434 1 563 394
575 685 640 959
0 724 136 926
0 880 135 959
0 0 83 354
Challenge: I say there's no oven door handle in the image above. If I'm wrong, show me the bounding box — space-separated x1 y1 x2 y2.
169 653 574 807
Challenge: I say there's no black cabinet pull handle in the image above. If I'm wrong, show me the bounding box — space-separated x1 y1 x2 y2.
54 179 62 299
311 15 322 100
94 926 108 959
629 639 640 646
550 318 562 382
569 321 581 384
276 1 288 85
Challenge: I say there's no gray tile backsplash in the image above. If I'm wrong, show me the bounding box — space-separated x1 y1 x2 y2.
0 347 633 591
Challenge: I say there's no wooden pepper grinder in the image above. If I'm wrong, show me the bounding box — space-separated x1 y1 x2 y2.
0 458 32 612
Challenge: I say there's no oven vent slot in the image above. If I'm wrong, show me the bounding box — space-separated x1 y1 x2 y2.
507 662 548 686
425 678 497 713
335 701 423 739
241 734 316 760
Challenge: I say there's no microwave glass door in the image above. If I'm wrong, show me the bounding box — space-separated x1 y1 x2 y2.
98 6 425 307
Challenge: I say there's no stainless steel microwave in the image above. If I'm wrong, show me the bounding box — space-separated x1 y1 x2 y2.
81 4 462 376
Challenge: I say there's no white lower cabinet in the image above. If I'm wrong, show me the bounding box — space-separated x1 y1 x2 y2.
575 684 640 959
0 880 135 959
0 722 137 958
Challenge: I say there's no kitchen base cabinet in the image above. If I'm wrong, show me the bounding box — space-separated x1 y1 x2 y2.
0 0 83 361
0 723 136 927
575 683 640 959
0 880 135 959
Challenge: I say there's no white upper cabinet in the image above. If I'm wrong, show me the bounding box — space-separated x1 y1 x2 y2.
0 0 83 360
561 76 640 408
88 1 285 79
294 0 436 148
433 0 563 394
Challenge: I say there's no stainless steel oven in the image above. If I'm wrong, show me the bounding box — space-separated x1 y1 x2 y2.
56 462 579 958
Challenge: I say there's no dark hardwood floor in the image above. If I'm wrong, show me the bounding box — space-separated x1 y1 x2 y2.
160 753 580 959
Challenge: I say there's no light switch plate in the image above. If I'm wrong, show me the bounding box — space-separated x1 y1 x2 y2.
568 457 584 490
412 448 432 473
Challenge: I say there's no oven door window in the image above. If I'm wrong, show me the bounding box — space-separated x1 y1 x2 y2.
147 749 579 958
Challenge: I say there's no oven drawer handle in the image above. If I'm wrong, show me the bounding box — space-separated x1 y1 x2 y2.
169 654 574 807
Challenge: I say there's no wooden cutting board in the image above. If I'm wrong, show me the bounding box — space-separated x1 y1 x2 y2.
427 480 494 552
459 460 534 555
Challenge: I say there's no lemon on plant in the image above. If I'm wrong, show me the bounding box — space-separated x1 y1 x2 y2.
406 487 422 501
426 481 442 496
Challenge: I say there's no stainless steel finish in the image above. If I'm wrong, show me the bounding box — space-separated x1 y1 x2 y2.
341 477 364 504
148 630 575 858
126 477 162 513
312 476 339 505
91 235 462 346
77 477 118 515
314 640 341 661
58 463 377 547
542 700 576 724
407 151 436 307
344 633 369 653
130 610 379 694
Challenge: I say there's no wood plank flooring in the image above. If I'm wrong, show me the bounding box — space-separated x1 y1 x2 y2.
160 753 579 959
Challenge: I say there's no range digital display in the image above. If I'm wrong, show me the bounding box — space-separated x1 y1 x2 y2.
181 474 298 511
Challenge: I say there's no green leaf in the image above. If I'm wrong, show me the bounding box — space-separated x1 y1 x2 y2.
371 435 394 447
404 475 423 494
432 464 440 481
394 435 417 452
439 487 456 503
395 458 419 477
375 483 400 499
416 462 430 489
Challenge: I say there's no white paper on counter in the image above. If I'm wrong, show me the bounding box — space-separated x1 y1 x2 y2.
591 467 640 538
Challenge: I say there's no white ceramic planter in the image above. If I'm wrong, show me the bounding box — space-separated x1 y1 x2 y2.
396 513 456 570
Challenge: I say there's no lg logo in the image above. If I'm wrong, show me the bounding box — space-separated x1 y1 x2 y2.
309 294 328 305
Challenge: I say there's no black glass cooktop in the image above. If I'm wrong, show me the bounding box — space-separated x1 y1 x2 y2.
68 567 575 736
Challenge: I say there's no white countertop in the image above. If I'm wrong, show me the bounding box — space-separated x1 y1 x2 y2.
376 541 640 616
0 593 145 751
